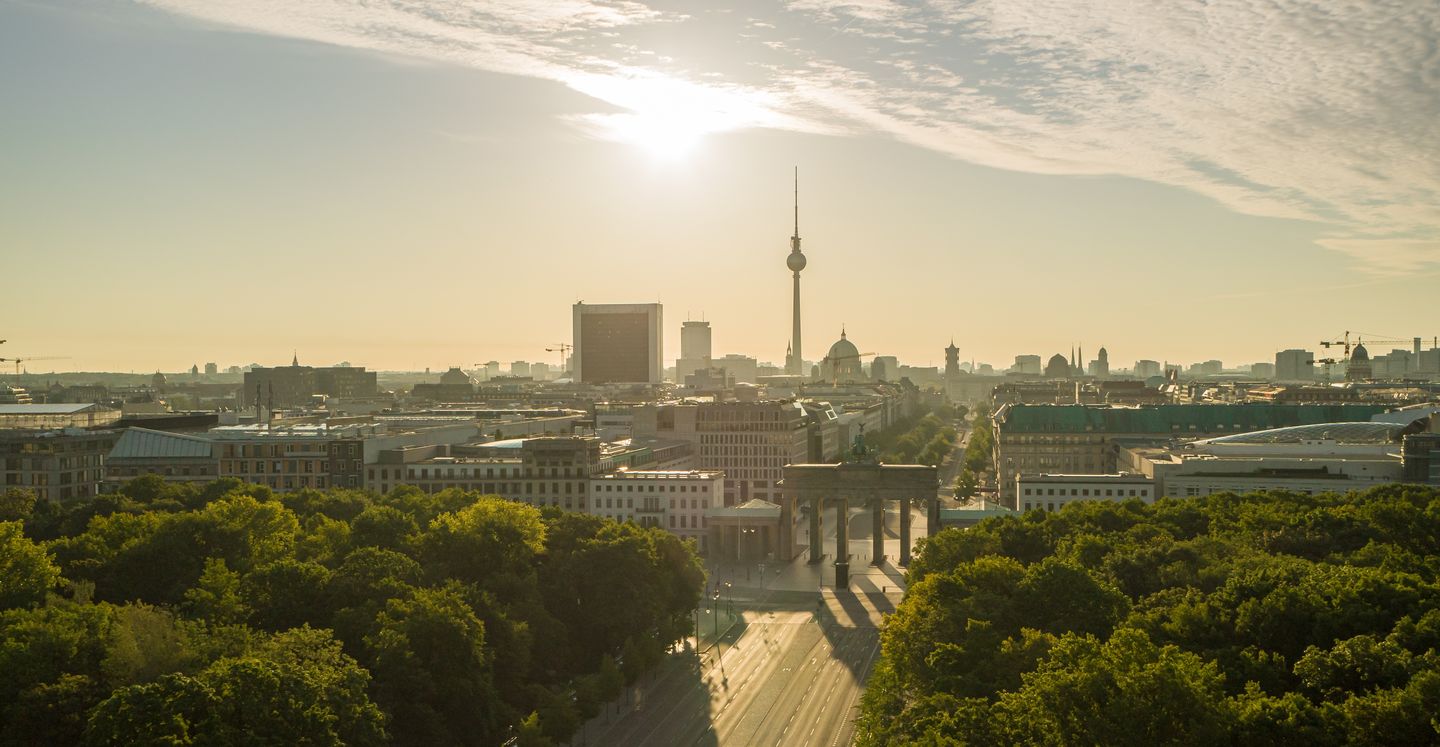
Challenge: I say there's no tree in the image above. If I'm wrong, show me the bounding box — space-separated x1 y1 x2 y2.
995 628 1234 745
240 559 333 632
419 496 545 596
0 487 37 522
86 627 386 747
183 558 248 625
350 505 419 551
364 585 503 747
0 520 60 609
952 468 980 501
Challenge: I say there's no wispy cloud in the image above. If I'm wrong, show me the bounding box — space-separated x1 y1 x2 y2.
142 0 1440 272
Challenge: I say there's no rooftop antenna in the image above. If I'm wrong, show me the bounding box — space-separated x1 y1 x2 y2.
792 166 800 249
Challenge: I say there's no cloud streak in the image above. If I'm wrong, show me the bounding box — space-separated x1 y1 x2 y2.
142 0 1440 271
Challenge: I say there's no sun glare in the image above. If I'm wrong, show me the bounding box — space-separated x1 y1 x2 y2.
587 111 709 160
568 70 788 161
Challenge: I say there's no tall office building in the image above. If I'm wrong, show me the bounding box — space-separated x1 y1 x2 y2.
677 320 713 384
1275 349 1316 381
573 302 663 384
681 320 712 360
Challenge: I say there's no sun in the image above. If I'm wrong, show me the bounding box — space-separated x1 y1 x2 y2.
568 70 788 161
588 111 711 160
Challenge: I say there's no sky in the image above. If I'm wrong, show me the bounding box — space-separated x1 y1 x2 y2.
1 0 1436 374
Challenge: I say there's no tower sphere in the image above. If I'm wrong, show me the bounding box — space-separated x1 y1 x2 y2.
787 250 807 272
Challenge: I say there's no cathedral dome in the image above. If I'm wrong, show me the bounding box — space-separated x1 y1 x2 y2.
828 330 859 363
824 330 864 381
1351 343 1369 361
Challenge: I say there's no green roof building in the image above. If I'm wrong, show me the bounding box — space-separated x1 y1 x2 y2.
991 403 1392 507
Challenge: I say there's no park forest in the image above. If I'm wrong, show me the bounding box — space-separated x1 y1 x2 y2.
0 477 704 746
858 483 1440 746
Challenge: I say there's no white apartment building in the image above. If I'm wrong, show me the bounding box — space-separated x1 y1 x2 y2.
589 469 723 551
1016 473 1156 512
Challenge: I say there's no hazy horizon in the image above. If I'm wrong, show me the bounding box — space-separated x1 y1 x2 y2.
3 0 1436 373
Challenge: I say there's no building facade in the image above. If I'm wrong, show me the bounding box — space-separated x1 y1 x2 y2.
634 401 811 506
1016 473 1155 512
212 425 367 491
589 469 722 551
573 302 663 384
0 403 121 430
1 429 118 502
992 403 1391 507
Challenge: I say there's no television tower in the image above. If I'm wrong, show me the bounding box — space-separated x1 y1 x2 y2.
786 168 807 376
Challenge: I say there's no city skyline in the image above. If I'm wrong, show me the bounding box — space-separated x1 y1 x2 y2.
3 1 1437 371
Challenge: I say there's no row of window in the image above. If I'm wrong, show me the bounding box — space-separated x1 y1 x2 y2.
1021 487 1150 498
224 460 330 474
596 482 711 493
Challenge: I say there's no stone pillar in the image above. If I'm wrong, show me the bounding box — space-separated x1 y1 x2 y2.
808 493 823 564
899 495 912 566
779 491 794 560
834 497 849 588
871 500 885 566
927 492 940 536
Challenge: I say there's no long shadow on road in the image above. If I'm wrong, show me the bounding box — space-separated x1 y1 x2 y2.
573 645 722 747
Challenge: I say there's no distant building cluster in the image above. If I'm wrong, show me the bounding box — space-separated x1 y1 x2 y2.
4 179 1439 557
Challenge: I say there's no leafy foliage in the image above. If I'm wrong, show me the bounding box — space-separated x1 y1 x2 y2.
0 479 704 745
859 485 1440 745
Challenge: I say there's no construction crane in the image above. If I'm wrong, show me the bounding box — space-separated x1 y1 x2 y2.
0 356 70 386
544 343 573 375
819 350 875 385
1320 331 1418 359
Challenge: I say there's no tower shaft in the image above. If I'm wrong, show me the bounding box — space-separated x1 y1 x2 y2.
790 270 803 375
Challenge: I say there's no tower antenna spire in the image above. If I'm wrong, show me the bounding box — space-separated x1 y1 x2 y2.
793 166 799 239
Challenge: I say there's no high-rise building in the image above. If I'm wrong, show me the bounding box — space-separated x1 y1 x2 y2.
945 341 960 377
204 362 218 375
681 320 712 360
511 361 531 378
572 302 663 384
677 320 713 384
1134 360 1161 379
1013 355 1042 375
785 170 807 376
1275 349 1316 381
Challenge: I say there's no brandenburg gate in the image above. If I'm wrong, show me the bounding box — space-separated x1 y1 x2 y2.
778 450 939 588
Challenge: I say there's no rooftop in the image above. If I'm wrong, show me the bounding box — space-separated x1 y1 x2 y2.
109 427 214 460
597 469 723 480
0 403 113 414
1021 473 1153 482
995 403 1391 434
1193 421 1406 446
